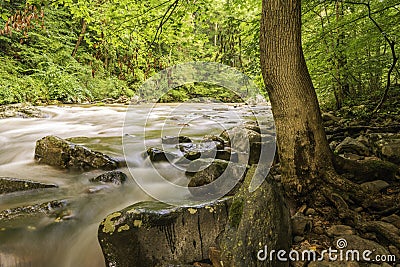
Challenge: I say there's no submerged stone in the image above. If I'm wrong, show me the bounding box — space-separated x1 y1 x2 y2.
145 147 178 162
0 200 69 228
0 177 57 194
89 171 128 185
162 136 192 144
0 103 47 119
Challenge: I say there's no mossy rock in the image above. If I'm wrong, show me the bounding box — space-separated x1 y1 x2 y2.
98 198 232 267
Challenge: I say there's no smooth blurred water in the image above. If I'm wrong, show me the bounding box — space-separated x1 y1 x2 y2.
0 103 273 267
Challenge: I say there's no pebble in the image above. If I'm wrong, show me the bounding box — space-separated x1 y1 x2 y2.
305 208 316 216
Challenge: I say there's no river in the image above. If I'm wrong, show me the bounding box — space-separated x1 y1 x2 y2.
0 103 273 267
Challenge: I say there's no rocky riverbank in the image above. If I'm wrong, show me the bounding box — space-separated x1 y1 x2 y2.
96 112 400 267
0 103 48 119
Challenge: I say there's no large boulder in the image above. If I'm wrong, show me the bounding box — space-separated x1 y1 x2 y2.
98 198 231 267
333 235 389 262
220 165 291 267
34 135 119 170
220 127 261 147
220 126 275 165
0 177 57 194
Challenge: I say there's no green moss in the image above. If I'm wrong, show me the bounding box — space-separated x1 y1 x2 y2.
133 220 142 228
117 224 130 232
101 212 121 235
228 197 244 228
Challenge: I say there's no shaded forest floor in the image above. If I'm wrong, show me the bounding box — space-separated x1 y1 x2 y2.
286 90 400 267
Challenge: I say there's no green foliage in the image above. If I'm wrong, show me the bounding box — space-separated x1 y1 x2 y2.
302 0 400 109
158 83 243 103
1 0 399 108
1 0 263 104
0 3 131 104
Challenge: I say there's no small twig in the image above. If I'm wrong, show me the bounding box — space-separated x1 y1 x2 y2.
110 0 173 34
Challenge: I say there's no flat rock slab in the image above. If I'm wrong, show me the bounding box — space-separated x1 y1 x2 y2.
0 200 68 228
0 177 57 194
326 225 355 237
98 198 231 267
35 135 118 171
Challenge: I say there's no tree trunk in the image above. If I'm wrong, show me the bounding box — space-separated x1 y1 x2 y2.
260 0 334 200
258 0 395 216
334 0 350 109
71 19 87 58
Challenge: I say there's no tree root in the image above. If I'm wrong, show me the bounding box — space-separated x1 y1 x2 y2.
333 155 399 183
321 169 388 210
373 205 400 216
321 188 360 226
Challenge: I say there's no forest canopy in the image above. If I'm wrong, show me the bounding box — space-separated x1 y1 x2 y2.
0 0 399 111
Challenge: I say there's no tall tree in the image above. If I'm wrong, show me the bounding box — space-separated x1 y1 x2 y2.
259 0 397 218
260 0 333 199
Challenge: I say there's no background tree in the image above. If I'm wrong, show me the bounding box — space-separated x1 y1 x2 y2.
303 0 400 112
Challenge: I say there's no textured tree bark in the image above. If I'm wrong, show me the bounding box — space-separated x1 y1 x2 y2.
260 0 334 200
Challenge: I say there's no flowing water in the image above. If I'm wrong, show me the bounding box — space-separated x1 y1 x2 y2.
0 103 273 267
